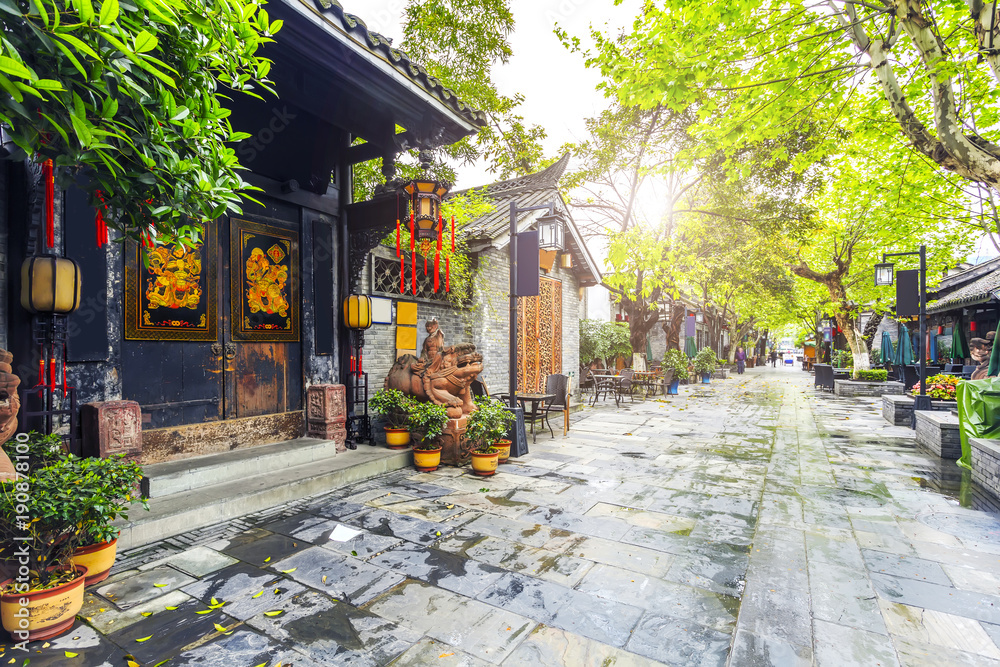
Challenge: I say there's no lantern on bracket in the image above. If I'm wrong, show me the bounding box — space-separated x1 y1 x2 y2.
537 211 565 251
402 151 452 295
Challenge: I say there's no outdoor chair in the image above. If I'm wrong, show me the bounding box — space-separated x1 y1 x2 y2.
901 365 919 389
579 365 595 395
962 365 977 379
614 369 636 406
541 373 570 438
590 371 616 406
471 378 489 398
943 364 961 374
814 364 835 391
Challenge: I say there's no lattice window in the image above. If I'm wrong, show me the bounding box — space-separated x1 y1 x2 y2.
370 254 449 302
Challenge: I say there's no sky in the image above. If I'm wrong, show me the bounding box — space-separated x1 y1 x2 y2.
341 0 641 189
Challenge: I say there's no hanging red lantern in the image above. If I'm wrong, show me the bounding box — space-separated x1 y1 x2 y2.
937 325 944 335
403 154 450 291
972 321 978 332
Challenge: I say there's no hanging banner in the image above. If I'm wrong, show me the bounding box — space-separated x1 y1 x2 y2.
230 218 299 341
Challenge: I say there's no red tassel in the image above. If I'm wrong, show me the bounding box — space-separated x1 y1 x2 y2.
358 352 363 377
395 219 401 257
424 255 428 276
62 349 67 391
409 212 415 252
435 221 442 292
451 215 455 251
400 254 405 294
37 354 44 387
446 256 450 292
411 251 416 295
43 159 54 248
48 356 56 389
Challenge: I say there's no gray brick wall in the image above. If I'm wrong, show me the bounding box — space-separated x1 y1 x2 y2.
361 244 583 398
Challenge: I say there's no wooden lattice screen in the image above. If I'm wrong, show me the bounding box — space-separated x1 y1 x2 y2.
517 277 562 392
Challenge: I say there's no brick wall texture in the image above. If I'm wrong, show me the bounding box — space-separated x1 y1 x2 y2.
361 244 582 398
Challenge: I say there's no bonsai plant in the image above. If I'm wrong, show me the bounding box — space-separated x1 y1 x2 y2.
408 401 448 472
2 431 65 474
1 457 90 641
465 397 516 473
663 349 689 394
692 348 718 384
371 388 414 449
70 454 148 584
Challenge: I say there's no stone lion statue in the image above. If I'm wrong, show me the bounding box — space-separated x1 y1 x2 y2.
0 349 21 480
384 320 483 419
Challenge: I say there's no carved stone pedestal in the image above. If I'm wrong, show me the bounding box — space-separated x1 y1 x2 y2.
440 415 469 466
306 384 347 452
82 401 142 461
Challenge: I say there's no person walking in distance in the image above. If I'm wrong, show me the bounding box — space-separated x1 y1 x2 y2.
770 349 778 367
735 346 747 375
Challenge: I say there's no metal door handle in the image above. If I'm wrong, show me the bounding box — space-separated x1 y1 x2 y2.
211 343 222 356
224 342 237 360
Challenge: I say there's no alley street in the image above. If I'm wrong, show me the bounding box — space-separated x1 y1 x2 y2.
6 365 1000 666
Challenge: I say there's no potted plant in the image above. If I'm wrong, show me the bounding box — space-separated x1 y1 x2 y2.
408 401 448 472
910 373 960 401
371 388 414 449
1 458 89 641
70 455 148 585
692 348 718 384
466 397 516 474
663 349 689 395
3 431 65 474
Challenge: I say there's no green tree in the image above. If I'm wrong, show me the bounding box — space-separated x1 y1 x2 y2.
0 0 279 241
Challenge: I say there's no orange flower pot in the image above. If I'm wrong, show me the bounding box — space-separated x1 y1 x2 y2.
471 450 499 476
493 440 512 463
413 447 442 472
384 427 411 449
72 539 118 586
1 565 87 642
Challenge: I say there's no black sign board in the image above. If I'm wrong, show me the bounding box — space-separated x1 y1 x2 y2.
506 406 529 458
896 269 919 317
515 231 540 297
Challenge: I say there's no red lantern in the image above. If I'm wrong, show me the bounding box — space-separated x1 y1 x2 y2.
937 325 944 335
972 321 978 332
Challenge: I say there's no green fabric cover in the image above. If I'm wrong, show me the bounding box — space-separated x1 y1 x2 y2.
880 332 894 364
893 325 914 365
952 320 969 360
989 332 1000 378
685 337 697 359
956 378 1000 470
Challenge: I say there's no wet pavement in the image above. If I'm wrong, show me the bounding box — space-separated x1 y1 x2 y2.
6 365 1000 665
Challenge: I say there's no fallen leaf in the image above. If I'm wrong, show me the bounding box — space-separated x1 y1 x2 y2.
164 606 178 610
264 610 284 616
351 550 358 557
42 644 49 649
128 661 141 667
153 583 168 588
213 623 229 633
439 653 454 658
264 557 271 563
135 636 153 642
252 591 264 599
446 505 454 509
210 597 220 605
64 652 78 658
274 588 281 594
140 612 152 617
322 575 327 584
280 568 297 574
196 610 214 615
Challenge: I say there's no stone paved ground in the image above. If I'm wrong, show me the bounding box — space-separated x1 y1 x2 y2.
6 365 1000 666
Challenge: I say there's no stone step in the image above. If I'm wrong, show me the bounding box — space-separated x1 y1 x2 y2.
118 446 411 551
145 437 340 498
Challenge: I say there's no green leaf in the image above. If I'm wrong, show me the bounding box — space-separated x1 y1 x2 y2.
0 55 32 79
133 30 157 53
98 0 119 25
77 0 94 23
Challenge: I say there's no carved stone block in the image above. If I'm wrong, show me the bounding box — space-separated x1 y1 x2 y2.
307 385 347 423
440 417 470 467
82 401 142 460
307 421 347 451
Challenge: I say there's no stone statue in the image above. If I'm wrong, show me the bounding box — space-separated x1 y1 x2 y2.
385 320 483 419
0 349 21 481
384 320 483 464
970 331 996 380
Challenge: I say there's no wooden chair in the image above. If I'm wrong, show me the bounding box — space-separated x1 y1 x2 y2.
541 373 570 437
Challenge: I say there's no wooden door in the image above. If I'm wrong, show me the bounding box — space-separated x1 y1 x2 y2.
517 277 562 392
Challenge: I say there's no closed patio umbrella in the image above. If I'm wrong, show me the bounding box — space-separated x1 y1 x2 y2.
895 324 914 365
685 337 697 359
880 332 894 364
952 319 969 361
929 332 937 363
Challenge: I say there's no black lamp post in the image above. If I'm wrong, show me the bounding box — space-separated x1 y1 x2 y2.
876 245 929 411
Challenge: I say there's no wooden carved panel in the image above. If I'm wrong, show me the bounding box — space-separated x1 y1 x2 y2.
517 277 562 392
230 218 299 341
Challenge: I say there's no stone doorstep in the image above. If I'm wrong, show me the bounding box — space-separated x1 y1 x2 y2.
145 437 341 498
116 447 411 552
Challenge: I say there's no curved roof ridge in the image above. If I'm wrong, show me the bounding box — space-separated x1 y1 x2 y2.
452 153 571 197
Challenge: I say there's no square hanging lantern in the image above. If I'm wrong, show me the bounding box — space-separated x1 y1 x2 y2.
695 311 704 324
536 211 565 251
21 255 81 314
874 262 895 286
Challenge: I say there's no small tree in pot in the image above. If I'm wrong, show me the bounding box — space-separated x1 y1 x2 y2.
465 397 516 475
371 388 415 448
662 349 689 394
408 401 449 472
692 348 718 384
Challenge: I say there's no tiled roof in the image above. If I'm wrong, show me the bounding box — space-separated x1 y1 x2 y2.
448 154 602 286
929 256 1000 299
305 0 487 128
927 266 1000 313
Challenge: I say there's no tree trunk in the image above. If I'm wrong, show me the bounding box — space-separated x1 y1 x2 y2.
837 313 871 373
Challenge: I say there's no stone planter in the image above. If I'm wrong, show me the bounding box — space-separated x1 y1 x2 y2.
882 394 914 426
971 438 1000 501
470 450 498 476
833 380 904 398
915 410 961 459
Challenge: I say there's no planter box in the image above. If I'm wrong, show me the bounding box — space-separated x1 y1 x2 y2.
882 395 914 426
712 368 729 380
915 410 961 459
971 438 1000 501
834 380 904 398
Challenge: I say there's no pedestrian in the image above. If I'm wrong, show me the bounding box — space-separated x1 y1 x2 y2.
735 346 746 375
770 349 778 367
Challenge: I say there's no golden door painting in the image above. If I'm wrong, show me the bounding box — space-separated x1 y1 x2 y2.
230 218 299 342
124 226 217 341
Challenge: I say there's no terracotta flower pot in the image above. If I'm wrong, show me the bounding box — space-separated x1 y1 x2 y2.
413 447 442 472
471 450 499 476
1 565 88 642
72 539 118 586
493 440 512 463
384 427 411 449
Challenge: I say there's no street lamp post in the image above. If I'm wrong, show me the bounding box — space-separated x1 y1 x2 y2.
508 201 558 409
876 245 930 411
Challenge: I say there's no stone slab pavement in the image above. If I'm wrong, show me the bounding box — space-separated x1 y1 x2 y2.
5 365 1000 665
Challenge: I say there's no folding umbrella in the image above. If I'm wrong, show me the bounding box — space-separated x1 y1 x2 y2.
895 324 914 365
685 336 698 359
880 332 894 365
952 320 969 361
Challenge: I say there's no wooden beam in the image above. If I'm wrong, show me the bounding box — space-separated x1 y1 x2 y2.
346 132 415 165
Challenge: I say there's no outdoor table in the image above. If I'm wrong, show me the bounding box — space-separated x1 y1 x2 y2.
632 371 660 397
515 393 556 443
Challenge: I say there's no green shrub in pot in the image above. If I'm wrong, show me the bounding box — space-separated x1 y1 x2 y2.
408 401 448 447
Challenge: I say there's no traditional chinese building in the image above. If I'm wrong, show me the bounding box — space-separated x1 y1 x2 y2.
358 155 602 398
0 0 483 469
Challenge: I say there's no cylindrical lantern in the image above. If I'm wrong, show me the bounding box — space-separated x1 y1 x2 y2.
972 321 978 332
20 255 81 314
403 177 450 243
937 325 944 335
342 294 373 330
